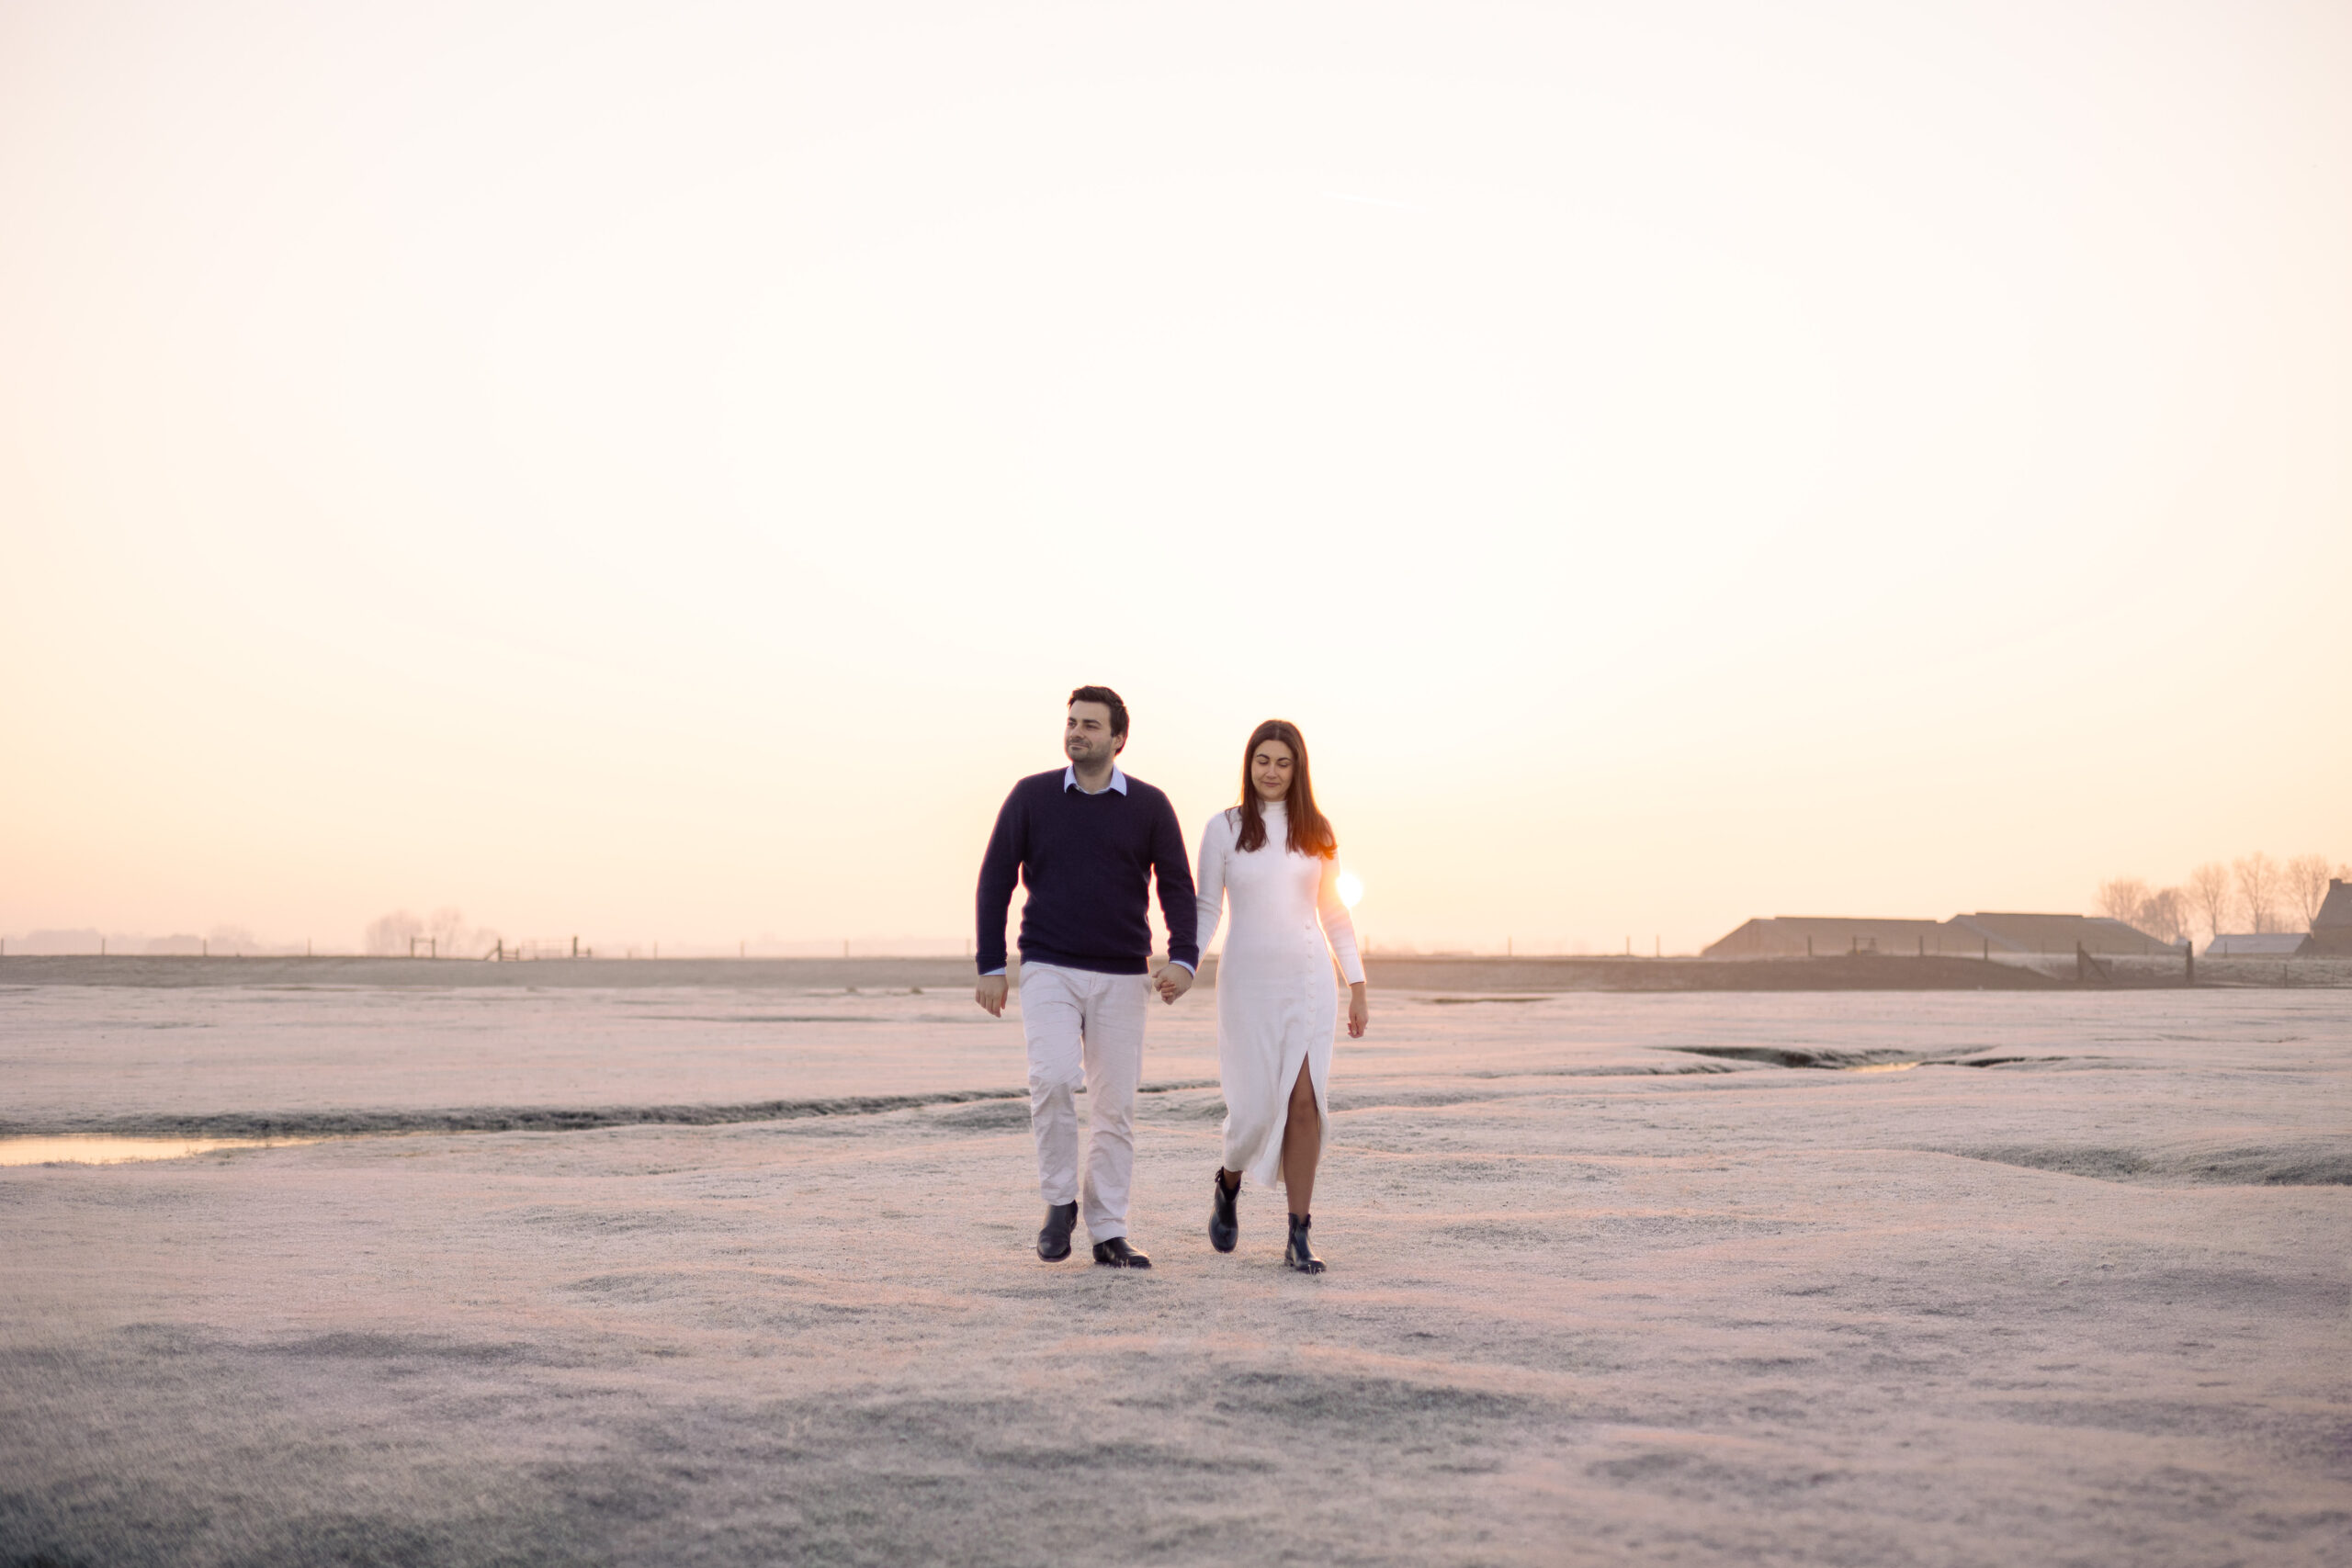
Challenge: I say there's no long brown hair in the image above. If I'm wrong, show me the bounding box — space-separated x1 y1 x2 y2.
1234 718 1337 859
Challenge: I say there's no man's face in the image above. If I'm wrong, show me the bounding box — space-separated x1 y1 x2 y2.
1066 702 1123 766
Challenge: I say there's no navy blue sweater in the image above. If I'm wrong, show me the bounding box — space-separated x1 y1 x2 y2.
976 769 1200 976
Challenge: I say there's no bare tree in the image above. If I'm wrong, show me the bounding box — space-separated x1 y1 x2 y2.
428 907 469 954
2138 887 2188 945
2233 852 2281 934
2188 863 2232 941
2097 877 2152 923
207 924 259 956
365 909 423 956
2285 854 2332 929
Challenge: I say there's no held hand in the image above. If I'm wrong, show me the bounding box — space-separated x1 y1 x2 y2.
1155 964 1195 1004
975 975 1009 1017
1347 981 1369 1038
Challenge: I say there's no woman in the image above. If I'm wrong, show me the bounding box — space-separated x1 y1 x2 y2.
1189 718 1368 1272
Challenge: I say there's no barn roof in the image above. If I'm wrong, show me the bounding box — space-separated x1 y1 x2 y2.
1948 912 2174 954
1702 909 2178 958
2204 932 2311 956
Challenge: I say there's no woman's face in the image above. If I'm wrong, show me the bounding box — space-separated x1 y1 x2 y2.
1250 739 1295 804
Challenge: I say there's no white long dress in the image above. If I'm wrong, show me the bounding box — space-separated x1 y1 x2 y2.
1193 802 1366 1191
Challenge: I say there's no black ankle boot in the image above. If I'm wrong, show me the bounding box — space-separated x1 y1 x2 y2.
1092 1236 1150 1269
1037 1201 1078 1261
1209 1169 1239 1254
1284 1213 1324 1274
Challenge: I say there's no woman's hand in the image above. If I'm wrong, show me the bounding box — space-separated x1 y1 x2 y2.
1347 981 1369 1038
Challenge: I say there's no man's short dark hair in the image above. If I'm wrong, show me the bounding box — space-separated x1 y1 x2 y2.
1068 685 1129 739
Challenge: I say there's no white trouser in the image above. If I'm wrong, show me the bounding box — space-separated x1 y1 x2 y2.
1020 962 1149 1241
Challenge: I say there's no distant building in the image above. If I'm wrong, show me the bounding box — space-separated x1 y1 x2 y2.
2307 879 2352 957
2204 932 2311 957
1702 917 1951 959
1947 912 2179 957
1702 910 2175 960
13 929 107 955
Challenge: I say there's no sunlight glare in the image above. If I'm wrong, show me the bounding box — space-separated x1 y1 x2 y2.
0 1135 321 1166
1336 871 1364 910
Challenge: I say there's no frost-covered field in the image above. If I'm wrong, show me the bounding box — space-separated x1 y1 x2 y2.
2 976 2346 1565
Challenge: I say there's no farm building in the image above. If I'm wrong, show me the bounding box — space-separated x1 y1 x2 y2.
1702 911 2174 960
2203 933 2311 957
1700 917 1951 959
2307 879 2352 956
1948 912 2180 956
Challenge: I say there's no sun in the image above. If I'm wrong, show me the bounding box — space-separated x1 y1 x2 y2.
1336 870 1363 910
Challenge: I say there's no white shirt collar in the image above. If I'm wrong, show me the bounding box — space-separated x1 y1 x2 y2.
1063 763 1128 795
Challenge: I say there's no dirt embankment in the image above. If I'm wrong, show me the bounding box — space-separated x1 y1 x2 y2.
0 951 2245 991
1362 953 2072 991
0 954 983 991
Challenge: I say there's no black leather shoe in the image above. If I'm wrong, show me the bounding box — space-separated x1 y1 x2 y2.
1209 1169 1239 1254
1092 1236 1151 1269
1037 1201 1078 1261
1284 1213 1324 1274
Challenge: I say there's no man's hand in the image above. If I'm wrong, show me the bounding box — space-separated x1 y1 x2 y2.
1154 964 1194 1005
975 975 1009 1017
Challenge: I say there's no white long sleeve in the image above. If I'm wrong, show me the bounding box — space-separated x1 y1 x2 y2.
1193 810 1234 958
1317 856 1366 986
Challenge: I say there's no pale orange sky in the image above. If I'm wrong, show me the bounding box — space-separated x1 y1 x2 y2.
2 1 2346 956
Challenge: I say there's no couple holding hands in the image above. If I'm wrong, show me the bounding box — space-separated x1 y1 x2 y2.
975 686 1369 1274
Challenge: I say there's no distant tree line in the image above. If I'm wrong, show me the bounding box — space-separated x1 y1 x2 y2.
365 908 498 957
2098 853 2344 942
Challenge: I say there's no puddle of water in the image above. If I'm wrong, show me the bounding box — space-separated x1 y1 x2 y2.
0 1135 320 1167
1843 1062 1922 1074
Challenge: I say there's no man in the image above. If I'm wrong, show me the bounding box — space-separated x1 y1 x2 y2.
976 686 1199 1268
